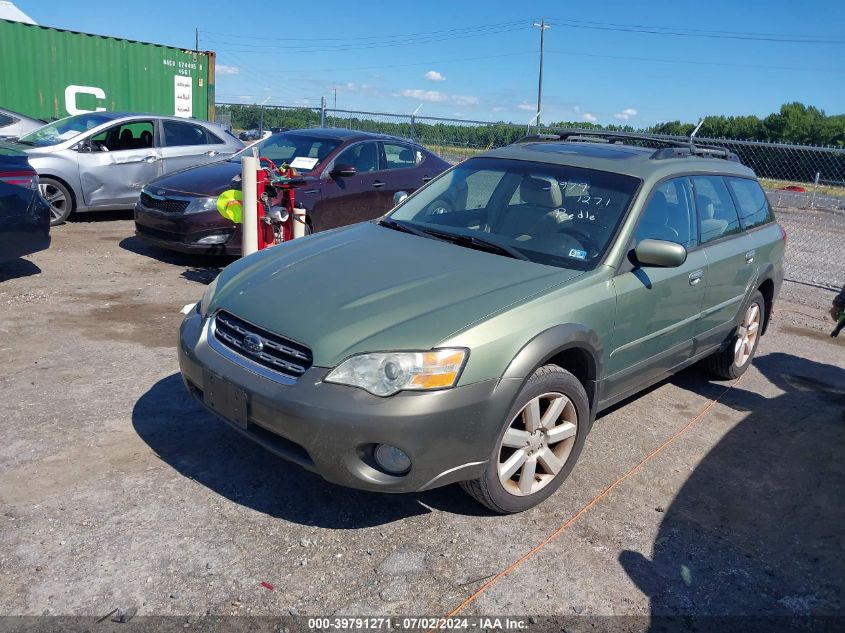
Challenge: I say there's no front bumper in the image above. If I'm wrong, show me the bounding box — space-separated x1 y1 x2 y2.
134 203 242 255
178 308 521 492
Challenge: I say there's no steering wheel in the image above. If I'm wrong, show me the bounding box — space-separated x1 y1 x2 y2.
555 227 600 256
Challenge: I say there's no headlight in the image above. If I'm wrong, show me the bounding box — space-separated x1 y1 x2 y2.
199 275 219 317
184 196 218 214
324 349 467 397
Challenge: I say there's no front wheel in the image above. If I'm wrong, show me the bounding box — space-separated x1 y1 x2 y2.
703 290 765 380
460 365 589 513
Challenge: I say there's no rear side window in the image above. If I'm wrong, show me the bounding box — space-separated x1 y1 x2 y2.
726 177 774 229
0 113 16 127
381 143 416 170
163 120 211 147
692 175 742 245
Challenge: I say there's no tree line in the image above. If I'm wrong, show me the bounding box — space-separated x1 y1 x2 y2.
216 102 845 148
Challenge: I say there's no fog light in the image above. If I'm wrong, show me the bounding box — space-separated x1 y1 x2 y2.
373 444 411 475
195 234 228 245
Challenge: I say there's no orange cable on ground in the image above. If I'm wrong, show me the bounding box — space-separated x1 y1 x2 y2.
444 374 744 619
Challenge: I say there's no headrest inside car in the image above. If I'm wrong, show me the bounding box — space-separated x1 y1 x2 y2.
520 176 563 208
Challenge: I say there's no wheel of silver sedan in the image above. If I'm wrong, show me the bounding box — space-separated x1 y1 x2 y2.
734 303 761 367
38 178 73 225
497 391 578 497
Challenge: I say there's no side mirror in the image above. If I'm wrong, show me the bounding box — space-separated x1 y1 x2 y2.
393 191 409 206
330 163 357 178
75 140 94 153
634 239 687 268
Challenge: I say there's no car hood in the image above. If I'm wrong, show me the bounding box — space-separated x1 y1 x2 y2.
209 222 583 367
151 161 319 197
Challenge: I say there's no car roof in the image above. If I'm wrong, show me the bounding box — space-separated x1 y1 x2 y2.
483 140 757 180
0 107 43 123
286 127 420 145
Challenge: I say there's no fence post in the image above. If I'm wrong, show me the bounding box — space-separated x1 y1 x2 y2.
810 171 820 209
320 96 327 128
410 114 415 141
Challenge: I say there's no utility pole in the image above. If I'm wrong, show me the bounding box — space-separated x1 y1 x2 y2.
195 27 199 52
533 19 550 127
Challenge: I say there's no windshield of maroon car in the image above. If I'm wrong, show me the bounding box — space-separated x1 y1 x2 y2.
229 133 342 173
18 113 115 147
388 157 641 270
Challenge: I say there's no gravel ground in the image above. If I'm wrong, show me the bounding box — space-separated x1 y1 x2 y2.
1 212 843 627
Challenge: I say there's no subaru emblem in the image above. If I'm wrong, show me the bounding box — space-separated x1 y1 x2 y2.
243 334 264 354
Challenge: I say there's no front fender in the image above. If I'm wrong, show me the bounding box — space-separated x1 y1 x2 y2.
500 323 603 422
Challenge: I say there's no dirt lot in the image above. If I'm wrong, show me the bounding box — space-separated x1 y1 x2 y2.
1 213 843 628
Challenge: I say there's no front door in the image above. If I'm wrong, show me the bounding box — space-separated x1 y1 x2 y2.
313 141 384 231
78 119 162 208
690 175 756 347
607 177 705 396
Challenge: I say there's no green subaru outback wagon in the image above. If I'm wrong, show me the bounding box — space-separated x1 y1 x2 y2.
178 131 785 513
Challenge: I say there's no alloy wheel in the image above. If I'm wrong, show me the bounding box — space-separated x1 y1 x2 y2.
39 182 68 222
734 303 761 367
497 392 578 496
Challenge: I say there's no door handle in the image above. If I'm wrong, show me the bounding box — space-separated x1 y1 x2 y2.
422 176 432 183
689 270 704 286
372 181 385 189
144 155 160 163
745 250 756 264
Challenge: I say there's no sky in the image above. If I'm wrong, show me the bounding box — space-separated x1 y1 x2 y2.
12 0 845 127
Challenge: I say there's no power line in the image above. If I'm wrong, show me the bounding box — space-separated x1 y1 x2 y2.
200 23 527 54
545 18 845 44
200 20 525 42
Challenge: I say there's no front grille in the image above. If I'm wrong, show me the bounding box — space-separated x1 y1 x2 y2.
135 224 182 242
213 310 313 380
140 192 190 214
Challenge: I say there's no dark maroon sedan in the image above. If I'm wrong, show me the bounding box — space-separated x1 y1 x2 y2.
133 128 450 255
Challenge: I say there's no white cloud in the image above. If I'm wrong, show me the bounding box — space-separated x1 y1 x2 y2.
582 112 598 123
452 94 479 106
517 102 535 111
492 106 508 112
613 108 639 121
236 95 253 101
401 89 477 106
424 70 445 81
217 64 240 75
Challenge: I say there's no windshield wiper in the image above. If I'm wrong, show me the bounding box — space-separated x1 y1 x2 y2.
421 228 529 261
377 218 430 238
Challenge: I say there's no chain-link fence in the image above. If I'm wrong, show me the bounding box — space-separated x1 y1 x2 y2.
217 102 844 291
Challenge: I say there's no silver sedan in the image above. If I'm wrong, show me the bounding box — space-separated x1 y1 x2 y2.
12 112 243 225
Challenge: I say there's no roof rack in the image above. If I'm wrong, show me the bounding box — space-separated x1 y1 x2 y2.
514 126 741 162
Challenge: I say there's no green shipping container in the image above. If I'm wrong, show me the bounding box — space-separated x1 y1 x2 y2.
0 19 215 122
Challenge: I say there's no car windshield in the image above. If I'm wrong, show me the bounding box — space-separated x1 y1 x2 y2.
228 133 341 173
387 157 641 270
17 113 114 147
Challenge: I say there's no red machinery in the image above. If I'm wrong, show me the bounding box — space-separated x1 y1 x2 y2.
252 157 308 251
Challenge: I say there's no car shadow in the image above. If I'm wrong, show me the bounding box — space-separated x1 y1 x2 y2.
619 353 845 626
70 209 135 223
132 373 491 528
0 257 41 282
119 236 231 285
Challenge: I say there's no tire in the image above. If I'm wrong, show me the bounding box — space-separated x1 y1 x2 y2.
460 365 590 513
703 290 765 380
39 178 74 226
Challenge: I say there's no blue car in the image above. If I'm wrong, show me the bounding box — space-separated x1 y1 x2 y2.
0 146 50 264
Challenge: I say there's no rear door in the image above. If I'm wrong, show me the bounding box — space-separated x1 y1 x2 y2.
314 141 384 230
691 175 756 347
608 177 706 395
379 141 429 208
159 119 227 175
77 119 162 207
